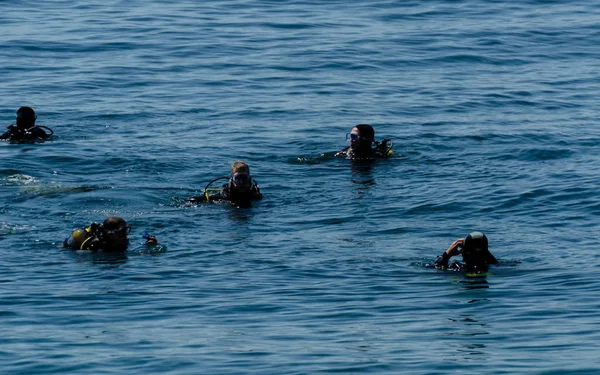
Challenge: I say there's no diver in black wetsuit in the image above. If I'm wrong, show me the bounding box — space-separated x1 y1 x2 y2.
63 216 158 251
1 107 53 141
335 124 393 160
188 160 262 206
434 232 499 273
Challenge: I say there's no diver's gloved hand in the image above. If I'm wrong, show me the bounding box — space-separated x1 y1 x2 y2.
142 232 158 245
187 195 208 203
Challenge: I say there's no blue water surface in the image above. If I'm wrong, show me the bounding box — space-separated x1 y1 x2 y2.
2 0 600 374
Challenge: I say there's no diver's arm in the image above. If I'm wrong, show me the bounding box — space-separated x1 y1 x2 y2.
434 239 464 267
30 127 49 139
434 252 452 268
188 191 224 203
125 232 165 252
0 126 17 140
187 195 208 203
63 236 74 248
251 182 263 200
334 147 350 157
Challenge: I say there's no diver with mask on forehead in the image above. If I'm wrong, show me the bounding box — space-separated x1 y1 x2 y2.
187 160 262 205
434 231 499 273
335 124 393 160
1 106 53 141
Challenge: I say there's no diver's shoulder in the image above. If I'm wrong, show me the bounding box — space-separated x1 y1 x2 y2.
30 127 50 138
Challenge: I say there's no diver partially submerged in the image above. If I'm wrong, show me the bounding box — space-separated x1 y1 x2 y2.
1 107 53 141
188 160 262 205
434 232 499 273
63 216 158 252
335 124 393 160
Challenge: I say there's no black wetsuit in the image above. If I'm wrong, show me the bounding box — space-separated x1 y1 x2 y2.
0 125 50 141
336 141 392 160
434 252 493 273
188 181 263 204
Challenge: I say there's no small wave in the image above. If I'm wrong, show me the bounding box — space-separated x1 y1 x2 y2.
490 148 574 162
5 174 38 185
290 152 337 164
0 222 36 236
19 185 104 197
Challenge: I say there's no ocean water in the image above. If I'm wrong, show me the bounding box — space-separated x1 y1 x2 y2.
2 0 600 373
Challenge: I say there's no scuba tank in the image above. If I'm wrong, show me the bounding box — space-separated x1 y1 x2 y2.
373 139 393 158
69 223 103 250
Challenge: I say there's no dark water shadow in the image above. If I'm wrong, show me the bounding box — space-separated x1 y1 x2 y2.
18 185 105 199
227 202 259 223
68 249 128 267
350 159 376 186
447 309 491 359
459 274 490 289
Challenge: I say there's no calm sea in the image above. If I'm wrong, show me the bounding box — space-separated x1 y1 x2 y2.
2 0 600 374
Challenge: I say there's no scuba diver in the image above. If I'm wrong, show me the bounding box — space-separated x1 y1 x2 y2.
434 231 499 273
335 124 393 160
63 216 158 252
0 107 53 141
187 160 262 206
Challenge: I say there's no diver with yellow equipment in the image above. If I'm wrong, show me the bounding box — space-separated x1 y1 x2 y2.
63 217 158 252
335 124 393 160
1 107 53 141
187 160 262 206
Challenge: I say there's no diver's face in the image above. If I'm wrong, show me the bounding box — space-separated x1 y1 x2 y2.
16 116 35 129
462 248 485 266
104 225 129 251
349 127 361 150
231 169 252 193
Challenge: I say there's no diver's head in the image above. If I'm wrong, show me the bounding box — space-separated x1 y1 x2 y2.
16 106 36 129
230 160 252 193
102 216 130 251
347 124 375 152
461 231 497 266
